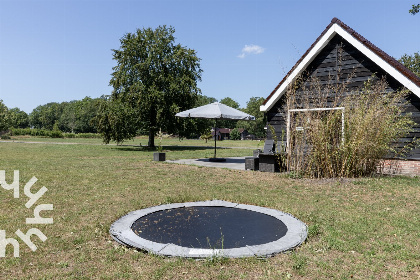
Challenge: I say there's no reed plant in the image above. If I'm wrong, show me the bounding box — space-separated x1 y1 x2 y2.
284 73 417 178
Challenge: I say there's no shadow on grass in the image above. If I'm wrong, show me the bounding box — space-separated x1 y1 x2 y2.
196 158 245 164
111 145 223 152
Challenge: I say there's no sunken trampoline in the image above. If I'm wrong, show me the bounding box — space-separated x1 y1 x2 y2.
110 200 307 258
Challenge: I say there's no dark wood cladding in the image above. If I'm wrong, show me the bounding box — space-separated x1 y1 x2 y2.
266 34 420 160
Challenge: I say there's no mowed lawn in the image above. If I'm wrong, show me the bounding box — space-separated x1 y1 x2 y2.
0 138 419 279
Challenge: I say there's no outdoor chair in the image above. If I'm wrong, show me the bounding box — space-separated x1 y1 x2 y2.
258 139 280 172
262 139 275 154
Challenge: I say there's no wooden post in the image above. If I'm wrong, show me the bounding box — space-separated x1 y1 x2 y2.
214 119 217 158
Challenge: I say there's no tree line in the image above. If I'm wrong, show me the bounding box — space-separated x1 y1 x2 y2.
0 94 266 139
0 96 105 134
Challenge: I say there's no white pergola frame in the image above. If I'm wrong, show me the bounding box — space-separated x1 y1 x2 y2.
286 107 345 149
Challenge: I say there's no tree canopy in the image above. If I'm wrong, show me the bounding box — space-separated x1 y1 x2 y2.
0 101 30 132
218 97 241 129
30 102 63 130
29 97 102 133
97 25 202 146
236 97 266 138
0 100 9 132
181 95 217 139
59 97 102 133
399 52 420 77
7 108 29 129
409 4 420 14
220 97 239 109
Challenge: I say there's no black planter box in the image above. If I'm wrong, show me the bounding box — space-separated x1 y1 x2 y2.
258 153 279 172
245 157 259 171
153 152 166 161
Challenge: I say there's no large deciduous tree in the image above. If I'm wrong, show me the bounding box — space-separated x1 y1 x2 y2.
99 25 202 147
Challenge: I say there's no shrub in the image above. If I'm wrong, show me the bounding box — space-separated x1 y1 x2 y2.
10 128 31 136
230 128 241 140
74 133 101 138
35 129 49 137
10 128 101 139
49 130 63 138
200 129 213 143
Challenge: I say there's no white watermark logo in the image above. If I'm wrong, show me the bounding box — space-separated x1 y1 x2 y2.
0 170 53 257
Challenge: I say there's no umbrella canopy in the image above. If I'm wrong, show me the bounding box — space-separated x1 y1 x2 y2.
176 102 255 161
175 102 255 120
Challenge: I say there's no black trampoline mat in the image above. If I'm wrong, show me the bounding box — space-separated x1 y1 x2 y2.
131 206 288 249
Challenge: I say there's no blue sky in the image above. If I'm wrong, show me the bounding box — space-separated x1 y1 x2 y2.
0 0 419 113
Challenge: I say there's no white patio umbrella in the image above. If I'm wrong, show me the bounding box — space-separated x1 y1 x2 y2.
176 102 255 161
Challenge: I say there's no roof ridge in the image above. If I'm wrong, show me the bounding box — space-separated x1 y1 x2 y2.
262 18 420 106
332 18 420 86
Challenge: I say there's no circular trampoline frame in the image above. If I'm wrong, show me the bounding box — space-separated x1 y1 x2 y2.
110 200 307 258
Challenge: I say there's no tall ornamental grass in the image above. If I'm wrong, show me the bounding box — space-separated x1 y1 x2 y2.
285 75 417 178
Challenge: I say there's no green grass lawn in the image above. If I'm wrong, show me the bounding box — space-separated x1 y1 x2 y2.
3 135 264 148
0 138 419 279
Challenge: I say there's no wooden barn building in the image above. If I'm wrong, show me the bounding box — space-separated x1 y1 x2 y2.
260 18 420 176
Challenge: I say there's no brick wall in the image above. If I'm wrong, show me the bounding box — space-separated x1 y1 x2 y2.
379 160 420 177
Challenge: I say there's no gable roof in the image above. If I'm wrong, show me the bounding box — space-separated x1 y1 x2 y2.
260 17 420 112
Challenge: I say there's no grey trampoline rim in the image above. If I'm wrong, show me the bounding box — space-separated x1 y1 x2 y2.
110 200 307 258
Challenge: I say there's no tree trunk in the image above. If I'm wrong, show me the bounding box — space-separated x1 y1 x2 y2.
148 106 157 148
148 128 155 148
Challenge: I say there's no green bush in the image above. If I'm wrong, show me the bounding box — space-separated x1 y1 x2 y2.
10 128 31 136
10 128 100 139
75 133 101 138
50 130 63 138
230 128 241 140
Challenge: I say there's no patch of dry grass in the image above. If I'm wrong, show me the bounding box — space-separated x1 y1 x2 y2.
0 140 419 279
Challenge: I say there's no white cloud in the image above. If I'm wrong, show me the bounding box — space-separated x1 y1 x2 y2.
238 44 265 58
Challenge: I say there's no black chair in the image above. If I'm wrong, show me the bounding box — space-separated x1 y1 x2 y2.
263 139 275 154
257 140 279 172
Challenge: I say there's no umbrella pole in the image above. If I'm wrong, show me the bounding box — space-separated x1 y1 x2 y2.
214 119 217 158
